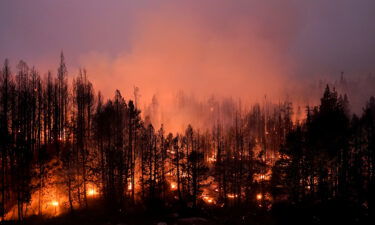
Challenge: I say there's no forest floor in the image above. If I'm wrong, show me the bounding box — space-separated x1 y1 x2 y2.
8 199 373 225
15 200 269 225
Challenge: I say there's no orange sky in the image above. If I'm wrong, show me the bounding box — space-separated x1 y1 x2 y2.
1 0 375 132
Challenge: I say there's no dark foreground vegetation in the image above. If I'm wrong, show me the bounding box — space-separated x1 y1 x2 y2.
18 199 373 225
0 53 374 224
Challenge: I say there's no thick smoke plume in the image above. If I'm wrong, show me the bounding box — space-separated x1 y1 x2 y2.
1 0 375 132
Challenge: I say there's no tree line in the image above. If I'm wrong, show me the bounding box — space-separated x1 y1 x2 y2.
0 54 373 221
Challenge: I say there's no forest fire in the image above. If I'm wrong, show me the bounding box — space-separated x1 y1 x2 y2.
87 183 99 196
0 0 374 224
170 182 177 190
227 194 238 199
51 201 59 207
202 196 215 204
3 186 67 220
88 188 98 196
51 201 59 215
1 65 371 222
254 173 271 182
207 156 216 163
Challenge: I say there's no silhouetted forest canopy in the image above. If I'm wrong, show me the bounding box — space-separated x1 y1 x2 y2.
0 54 374 225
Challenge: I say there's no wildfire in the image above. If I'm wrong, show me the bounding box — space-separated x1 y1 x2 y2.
128 183 133 191
227 193 238 199
88 188 98 196
170 182 177 190
256 193 262 200
202 196 215 204
253 171 271 182
51 201 59 206
207 157 216 163
87 183 99 197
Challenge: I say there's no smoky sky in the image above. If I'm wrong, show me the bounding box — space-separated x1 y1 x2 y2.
1 0 375 102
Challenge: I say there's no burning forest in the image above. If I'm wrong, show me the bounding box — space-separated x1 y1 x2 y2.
1 1 375 225
0 55 374 224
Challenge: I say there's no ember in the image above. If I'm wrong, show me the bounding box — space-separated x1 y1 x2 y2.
227 194 238 199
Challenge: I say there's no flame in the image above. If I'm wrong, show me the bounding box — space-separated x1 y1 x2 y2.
256 193 263 200
227 193 238 199
87 183 99 197
51 201 59 206
253 171 271 182
88 188 97 196
207 156 216 163
170 182 177 190
128 183 133 191
202 196 215 204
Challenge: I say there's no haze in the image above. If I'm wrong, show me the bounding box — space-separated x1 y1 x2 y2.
1 0 375 131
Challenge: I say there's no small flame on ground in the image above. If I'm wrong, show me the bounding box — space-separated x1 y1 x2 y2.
256 193 262 200
227 194 238 199
202 196 214 204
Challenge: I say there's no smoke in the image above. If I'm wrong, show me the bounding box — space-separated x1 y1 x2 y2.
76 0 306 131
1 0 375 132
80 1 308 97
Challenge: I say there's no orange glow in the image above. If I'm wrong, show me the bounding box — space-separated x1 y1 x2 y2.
128 183 133 191
80 1 298 134
51 201 59 206
254 171 271 182
207 157 216 163
227 193 238 199
256 193 263 200
202 196 215 204
88 188 97 196
87 183 99 197
170 182 177 190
